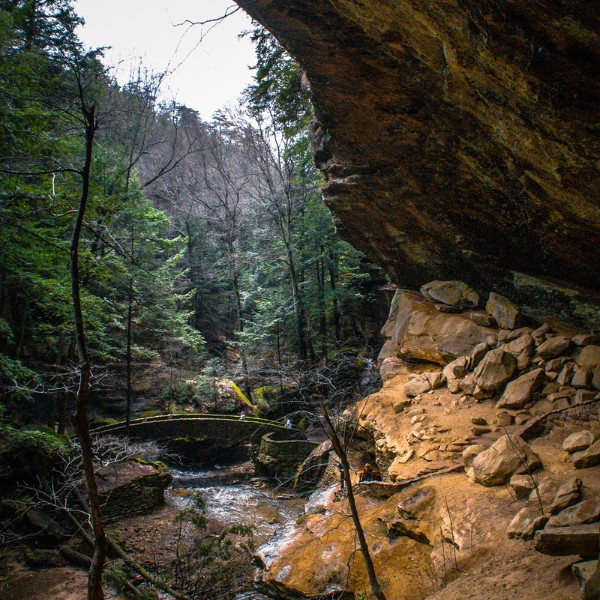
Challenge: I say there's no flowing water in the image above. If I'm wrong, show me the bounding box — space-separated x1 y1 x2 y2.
166 462 306 599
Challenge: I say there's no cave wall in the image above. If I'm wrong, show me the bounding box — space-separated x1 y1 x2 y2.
235 0 600 322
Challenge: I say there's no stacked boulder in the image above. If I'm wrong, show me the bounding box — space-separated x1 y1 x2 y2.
377 284 600 426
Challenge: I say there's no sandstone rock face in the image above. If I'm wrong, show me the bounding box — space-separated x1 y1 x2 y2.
237 0 600 328
385 485 437 544
468 435 541 486
379 290 496 364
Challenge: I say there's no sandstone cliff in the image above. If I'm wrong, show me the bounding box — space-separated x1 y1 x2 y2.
236 0 600 327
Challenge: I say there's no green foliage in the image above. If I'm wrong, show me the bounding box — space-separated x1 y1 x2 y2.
175 506 207 530
103 567 130 595
0 353 40 409
0 422 65 486
243 25 312 136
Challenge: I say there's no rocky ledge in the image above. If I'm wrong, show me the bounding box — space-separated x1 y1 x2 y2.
261 282 599 599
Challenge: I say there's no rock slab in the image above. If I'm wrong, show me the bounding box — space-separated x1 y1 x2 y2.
534 524 600 559
468 435 542 487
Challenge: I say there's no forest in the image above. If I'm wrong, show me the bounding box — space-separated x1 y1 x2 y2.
0 0 388 433
0 2 393 597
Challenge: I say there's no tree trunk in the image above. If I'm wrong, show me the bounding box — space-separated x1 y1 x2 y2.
322 405 387 600
69 103 107 600
125 281 133 433
327 248 341 344
229 245 252 402
316 251 328 362
285 243 308 362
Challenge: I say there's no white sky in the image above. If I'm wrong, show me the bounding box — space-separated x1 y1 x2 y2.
74 0 256 121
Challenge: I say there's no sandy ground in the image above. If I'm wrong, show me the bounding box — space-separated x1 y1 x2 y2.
0 563 121 600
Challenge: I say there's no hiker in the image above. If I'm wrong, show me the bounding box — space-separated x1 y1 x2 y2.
360 463 373 482
239 412 246 420
338 461 346 490
285 418 292 429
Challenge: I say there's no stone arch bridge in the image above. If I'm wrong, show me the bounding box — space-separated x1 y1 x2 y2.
91 413 306 463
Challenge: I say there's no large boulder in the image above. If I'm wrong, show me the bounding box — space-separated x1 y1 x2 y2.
403 371 444 397
462 348 517 394
507 506 548 540
572 439 600 469
294 440 333 493
534 525 600 559
486 293 521 330
420 280 479 309
569 365 591 388
547 478 583 515
499 334 535 370
563 431 595 453
468 434 542 486
536 336 571 359
575 345 600 368
496 368 545 409
547 499 600 528
380 290 497 365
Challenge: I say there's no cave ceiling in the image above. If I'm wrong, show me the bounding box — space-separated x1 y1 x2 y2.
235 0 600 314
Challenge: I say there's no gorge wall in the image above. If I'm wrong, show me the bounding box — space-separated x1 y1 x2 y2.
236 0 600 326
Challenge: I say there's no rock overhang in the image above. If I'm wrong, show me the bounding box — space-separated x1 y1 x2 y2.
235 0 600 318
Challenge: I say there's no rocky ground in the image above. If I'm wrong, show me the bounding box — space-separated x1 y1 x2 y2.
264 281 600 599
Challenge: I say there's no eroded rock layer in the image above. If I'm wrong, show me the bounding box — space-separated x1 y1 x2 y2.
237 0 600 316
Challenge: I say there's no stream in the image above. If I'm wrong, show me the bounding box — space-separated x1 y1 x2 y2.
165 462 306 599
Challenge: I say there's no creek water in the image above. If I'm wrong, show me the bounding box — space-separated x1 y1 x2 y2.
166 462 306 599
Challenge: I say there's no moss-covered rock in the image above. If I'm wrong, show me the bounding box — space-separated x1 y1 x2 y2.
95 459 172 523
0 424 65 490
25 548 65 568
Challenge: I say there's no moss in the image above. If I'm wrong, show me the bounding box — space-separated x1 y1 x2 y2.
25 548 64 568
91 417 119 428
228 380 254 408
552 17 599 51
132 456 168 471
0 424 66 488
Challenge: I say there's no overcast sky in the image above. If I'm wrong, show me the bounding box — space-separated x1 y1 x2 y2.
75 0 256 121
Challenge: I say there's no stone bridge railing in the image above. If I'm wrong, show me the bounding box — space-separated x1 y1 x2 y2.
91 413 305 445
